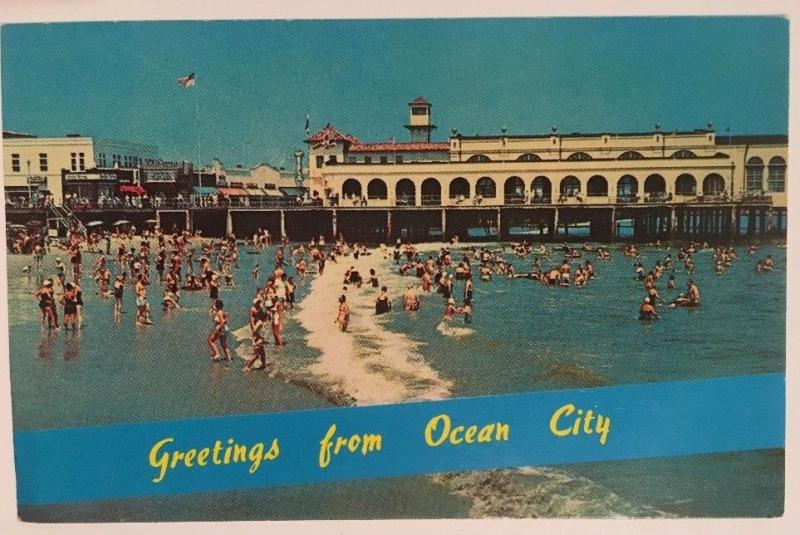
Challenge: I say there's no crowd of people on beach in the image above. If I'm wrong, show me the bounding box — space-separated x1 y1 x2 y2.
18 216 782 373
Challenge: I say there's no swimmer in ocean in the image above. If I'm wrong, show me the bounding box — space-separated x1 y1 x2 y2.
639 297 659 321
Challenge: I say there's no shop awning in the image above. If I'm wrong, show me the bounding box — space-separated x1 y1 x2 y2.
279 187 307 198
245 187 265 196
193 186 218 196
119 184 146 195
217 187 247 197
262 188 284 197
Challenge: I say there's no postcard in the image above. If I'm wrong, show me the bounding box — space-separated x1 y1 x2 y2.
0 13 789 524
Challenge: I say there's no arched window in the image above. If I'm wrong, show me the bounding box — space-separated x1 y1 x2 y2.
517 153 541 162
745 157 765 192
449 177 470 199
531 176 551 203
560 176 581 197
617 175 639 200
566 152 592 161
587 175 608 196
367 178 387 199
618 151 644 160
504 176 525 204
671 149 697 159
342 178 362 198
476 177 496 198
644 174 666 194
767 156 786 192
395 178 416 206
675 174 696 195
466 154 491 162
702 174 725 195
421 178 441 205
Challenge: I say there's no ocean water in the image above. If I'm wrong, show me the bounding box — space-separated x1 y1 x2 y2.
8 239 785 520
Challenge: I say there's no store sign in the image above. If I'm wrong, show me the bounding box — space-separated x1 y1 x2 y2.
26 176 47 185
64 173 117 181
144 170 177 182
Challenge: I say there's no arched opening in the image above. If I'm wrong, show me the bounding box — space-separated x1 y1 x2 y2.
466 154 491 162
745 157 764 192
618 151 644 160
367 178 388 200
504 176 525 204
617 175 639 202
768 156 786 192
421 178 441 205
395 178 416 206
644 174 666 193
342 178 362 199
587 175 608 197
566 152 592 161
517 153 541 162
671 149 697 159
675 174 697 196
531 176 551 203
449 177 470 200
560 176 581 198
702 173 725 195
476 177 496 198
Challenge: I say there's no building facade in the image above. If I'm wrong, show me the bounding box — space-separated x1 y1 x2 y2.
306 101 787 211
3 131 158 206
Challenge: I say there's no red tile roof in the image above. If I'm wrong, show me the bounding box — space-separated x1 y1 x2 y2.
348 141 449 153
409 97 431 106
305 124 360 144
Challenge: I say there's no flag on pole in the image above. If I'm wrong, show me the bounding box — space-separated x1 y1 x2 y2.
304 113 310 136
177 72 196 88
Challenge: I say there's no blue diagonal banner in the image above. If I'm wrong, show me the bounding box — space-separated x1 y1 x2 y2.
13 373 784 505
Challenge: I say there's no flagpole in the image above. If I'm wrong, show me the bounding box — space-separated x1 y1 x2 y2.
195 69 200 189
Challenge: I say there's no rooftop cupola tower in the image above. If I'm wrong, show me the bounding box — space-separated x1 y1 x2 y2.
404 97 436 143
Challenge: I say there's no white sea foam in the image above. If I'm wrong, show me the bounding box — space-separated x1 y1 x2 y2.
292 247 452 405
436 321 474 337
432 467 673 518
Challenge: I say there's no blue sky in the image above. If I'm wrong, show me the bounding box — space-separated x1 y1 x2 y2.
1 17 789 168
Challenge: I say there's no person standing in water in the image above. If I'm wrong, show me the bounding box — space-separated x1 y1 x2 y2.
270 298 286 346
244 327 268 372
35 279 59 330
375 286 391 315
113 274 124 320
208 299 232 362
134 274 154 325
443 297 458 321
461 299 473 324
403 284 420 311
62 282 78 331
335 295 350 332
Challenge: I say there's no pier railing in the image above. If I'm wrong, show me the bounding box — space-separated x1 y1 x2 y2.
26 191 775 214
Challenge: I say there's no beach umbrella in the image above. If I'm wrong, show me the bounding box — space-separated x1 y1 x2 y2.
86 221 104 227
113 220 131 226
